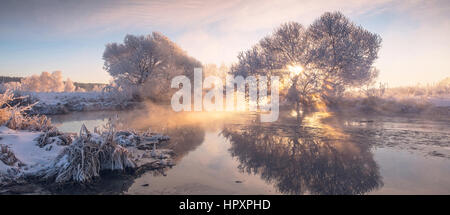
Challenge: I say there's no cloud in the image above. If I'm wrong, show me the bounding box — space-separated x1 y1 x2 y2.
0 0 393 36
0 0 449 85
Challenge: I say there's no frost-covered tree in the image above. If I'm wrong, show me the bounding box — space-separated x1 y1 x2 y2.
64 78 76 92
307 12 381 97
103 33 165 86
259 22 310 71
230 22 320 108
8 71 76 92
203 63 230 81
103 32 201 100
21 71 64 92
259 22 321 108
231 12 381 109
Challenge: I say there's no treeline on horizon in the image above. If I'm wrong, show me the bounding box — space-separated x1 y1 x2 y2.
0 75 107 91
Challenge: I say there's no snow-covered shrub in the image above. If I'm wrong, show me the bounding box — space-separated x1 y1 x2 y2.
0 144 22 185
114 131 141 147
0 90 53 131
6 110 53 132
0 90 15 124
0 81 22 92
114 130 169 149
0 144 20 166
40 125 136 183
64 78 76 92
35 128 72 148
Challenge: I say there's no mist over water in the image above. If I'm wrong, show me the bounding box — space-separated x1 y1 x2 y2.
44 103 450 194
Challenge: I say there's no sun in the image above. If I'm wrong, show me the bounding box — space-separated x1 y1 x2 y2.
287 64 304 76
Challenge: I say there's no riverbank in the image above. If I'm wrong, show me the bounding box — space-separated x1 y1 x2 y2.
21 91 139 115
0 123 173 188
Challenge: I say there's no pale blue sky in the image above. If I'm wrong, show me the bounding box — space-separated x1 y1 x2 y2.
0 0 449 86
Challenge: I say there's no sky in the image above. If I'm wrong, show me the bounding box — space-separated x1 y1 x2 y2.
0 0 449 86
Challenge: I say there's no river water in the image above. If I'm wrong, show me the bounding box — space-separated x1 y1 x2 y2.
47 104 450 195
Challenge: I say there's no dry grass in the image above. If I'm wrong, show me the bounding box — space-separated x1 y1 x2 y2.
334 96 434 115
35 128 72 148
0 90 53 131
0 144 19 166
336 79 450 115
40 124 136 183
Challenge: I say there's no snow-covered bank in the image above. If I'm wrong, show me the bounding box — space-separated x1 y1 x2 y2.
0 85 173 188
0 125 173 186
19 91 137 115
0 126 63 185
331 95 450 117
428 97 450 107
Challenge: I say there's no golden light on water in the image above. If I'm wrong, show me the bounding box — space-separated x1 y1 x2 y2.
299 92 350 140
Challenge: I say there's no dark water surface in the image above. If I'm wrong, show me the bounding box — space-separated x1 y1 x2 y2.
48 105 450 195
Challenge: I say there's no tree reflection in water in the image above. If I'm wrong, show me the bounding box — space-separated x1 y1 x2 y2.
222 111 383 195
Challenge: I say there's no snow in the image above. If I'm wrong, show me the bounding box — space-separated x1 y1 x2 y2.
20 91 136 115
0 159 10 173
26 91 105 106
0 125 173 185
0 126 65 176
428 97 450 107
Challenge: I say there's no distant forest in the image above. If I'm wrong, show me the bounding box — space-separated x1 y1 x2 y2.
0 75 107 91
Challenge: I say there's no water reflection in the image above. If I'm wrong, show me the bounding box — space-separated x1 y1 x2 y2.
222 112 383 194
48 106 384 194
38 106 209 194
42 105 450 194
